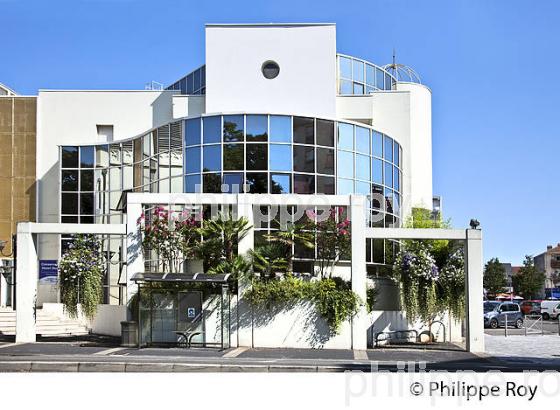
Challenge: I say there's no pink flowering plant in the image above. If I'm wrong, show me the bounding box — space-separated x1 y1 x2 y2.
140 206 201 273
308 207 351 279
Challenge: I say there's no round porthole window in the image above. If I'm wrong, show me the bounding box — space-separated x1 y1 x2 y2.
261 61 280 79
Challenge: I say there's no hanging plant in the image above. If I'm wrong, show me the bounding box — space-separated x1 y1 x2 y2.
439 248 465 318
58 235 105 319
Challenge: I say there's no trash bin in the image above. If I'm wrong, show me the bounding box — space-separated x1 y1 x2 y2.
120 321 138 347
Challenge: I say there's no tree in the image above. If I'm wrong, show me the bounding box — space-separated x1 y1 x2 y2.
265 223 314 274
512 256 546 299
483 258 507 295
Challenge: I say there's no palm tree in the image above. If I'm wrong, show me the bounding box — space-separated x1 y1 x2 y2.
250 244 288 279
265 223 314 274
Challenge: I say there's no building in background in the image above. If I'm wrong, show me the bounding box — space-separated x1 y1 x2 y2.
0 84 36 307
534 244 560 290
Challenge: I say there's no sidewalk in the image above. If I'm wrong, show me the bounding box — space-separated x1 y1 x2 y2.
484 334 560 367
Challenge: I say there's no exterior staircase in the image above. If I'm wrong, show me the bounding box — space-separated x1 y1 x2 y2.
0 308 89 337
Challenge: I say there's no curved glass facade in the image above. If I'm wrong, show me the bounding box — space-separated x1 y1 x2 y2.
60 114 402 265
337 54 395 95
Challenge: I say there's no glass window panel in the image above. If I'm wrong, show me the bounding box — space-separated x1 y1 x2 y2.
372 158 383 184
339 56 352 79
366 64 375 85
353 82 364 95
356 181 370 196
246 115 268 142
293 174 314 194
269 144 291 172
371 184 383 210
316 119 334 147
316 147 334 175
372 131 383 157
384 136 394 162
61 146 79 168
185 118 201 146
337 178 353 195
142 135 150 158
384 161 393 187
317 176 335 194
61 170 78 191
337 150 353 178
110 144 121 166
61 216 78 224
385 188 394 215
123 166 133 190
339 80 352 95
355 126 370 154
203 145 221 172
376 68 385 89
385 73 393 90
203 116 221 144
109 167 121 191
194 68 201 91
223 115 244 142
185 147 201 174
158 178 169 193
95 145 109 168
133 138 142 163
270 173 291 194
394 192 401 216
337 123 353 150
394 142 400 167
80 170 94 191
223 143 244 171
186 73 194 94
269 115 291 143
394 167 400 191
223 173 243 193
353 60 364 82
185 174 201 193
293 117 314 145
81 216 94 224
122 142 133 165
293 145 314 173
80 146 95 168
356 154 370 181
246 144 267 170
80 193 94 215
366 85 375 94
246 173 268 193
203 173 221 193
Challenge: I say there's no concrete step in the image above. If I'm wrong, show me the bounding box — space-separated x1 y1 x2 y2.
0 308 90 336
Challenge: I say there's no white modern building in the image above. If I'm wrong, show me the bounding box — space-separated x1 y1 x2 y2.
3 24 486 352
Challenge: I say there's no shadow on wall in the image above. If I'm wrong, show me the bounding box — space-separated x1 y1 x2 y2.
151 92 175 129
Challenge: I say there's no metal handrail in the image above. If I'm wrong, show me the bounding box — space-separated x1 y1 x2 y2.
429 320 447 343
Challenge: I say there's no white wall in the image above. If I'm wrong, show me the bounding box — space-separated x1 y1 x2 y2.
205 24 337 118
172 95 205 119
36 90 176 259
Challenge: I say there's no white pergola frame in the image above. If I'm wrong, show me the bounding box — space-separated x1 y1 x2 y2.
15 193 484 353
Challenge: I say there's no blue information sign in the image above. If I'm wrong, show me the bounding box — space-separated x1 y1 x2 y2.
39 260 58 284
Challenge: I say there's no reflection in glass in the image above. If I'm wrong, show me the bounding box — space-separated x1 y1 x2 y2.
203 173 221 193
339 80 352 95
80 193 94 214
271 173 291 194
339 56 352 79
316 148 334 175
61 170 78 191
223 144 244 170
246 115 268 142
366 64 375 86
353 60 364 82
61 146 79 168
223 115 244 142
337 123 353 150
269 144 291 172
337 178 353 195
384 161 393 187
185 118 201 146
185 174 201 193
394 168 400 191
95 145 109 168
355 127 370 154
80 170 94 191
293 145 314 173
223 173 243 193
203 145 221 172
293 117 314 145
246 173 267 193
61 193 78 214
246 144 267 170
353 83 364 95
294 174 314 194
316 119 334 147
269 115 291 143
80 146 95 168
372 158 383 184
373 131 383 158
337 150 353 178
356 154 370 181
317 176 335 194
185 147 201 174
384 136 393 162
203 116 221 144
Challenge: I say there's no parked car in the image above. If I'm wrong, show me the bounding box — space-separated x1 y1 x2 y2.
540 300 560 320
520 300 542 315
483 301 524 329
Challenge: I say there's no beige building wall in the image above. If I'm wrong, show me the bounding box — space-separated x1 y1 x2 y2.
0 96 37 254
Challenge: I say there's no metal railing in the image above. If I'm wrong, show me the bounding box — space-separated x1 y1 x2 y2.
524 314 544 336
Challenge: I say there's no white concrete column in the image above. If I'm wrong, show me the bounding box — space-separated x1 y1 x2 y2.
126 203 144 306
350 195 367 350
465 229 484 353
16 223 38 343
236 194 254 347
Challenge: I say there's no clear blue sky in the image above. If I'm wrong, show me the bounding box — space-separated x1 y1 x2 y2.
2 0 559 265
